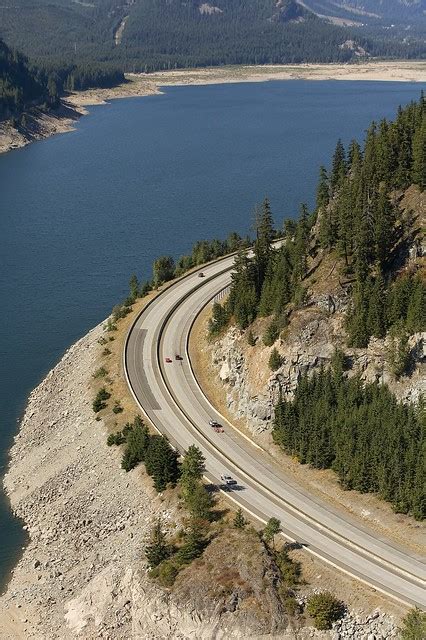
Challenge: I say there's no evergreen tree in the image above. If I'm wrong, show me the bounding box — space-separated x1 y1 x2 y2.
315 166 329 211
246 329 256 346
387 322 411 378
145 435 180 491
153 255 175 287
412 114 426 191
306 592 345 630
254 198 275 295
292 203 310 283
399 608 426 640
228 247 258 329
121 416 150 472
208 301 230 336
129 274 139 301
330 139 346 193
263 517 281 548
374 184 395 270
406 277 425 334
367 271 386 339
175 523 206 566
181 477 214 520
181 445 205 483
144 520 172 568
269 347 283 371
233 507 247 529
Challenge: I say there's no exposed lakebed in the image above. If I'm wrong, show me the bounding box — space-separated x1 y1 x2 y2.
0 79 423 586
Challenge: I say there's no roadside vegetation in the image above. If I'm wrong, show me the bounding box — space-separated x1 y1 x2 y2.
399 608 426 640
208 95 426 520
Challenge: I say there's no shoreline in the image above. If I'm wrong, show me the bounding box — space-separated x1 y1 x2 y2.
1 60 425 156
0 296 408 638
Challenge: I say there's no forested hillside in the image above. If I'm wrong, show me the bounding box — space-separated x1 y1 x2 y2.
0 36 124 121
0 38 48 119
210 95 425 519
0 0 424 73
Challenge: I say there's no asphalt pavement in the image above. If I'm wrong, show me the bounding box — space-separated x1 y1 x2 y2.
124 256 426 609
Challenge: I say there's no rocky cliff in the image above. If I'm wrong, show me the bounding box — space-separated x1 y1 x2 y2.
209 188 425 435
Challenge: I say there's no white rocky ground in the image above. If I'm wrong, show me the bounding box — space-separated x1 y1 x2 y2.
0 321 403 639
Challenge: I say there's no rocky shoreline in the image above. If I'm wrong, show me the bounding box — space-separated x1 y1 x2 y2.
0 322 177 639
2 293 417 640
0 312 409 638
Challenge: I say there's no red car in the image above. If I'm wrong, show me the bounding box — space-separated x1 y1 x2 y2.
165 357 172 363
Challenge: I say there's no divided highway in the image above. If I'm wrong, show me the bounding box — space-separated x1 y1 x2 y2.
124 255 426 609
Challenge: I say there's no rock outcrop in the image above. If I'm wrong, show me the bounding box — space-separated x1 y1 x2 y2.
210 298 425 435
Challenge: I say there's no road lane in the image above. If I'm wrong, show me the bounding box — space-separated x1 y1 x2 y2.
125 256 426 608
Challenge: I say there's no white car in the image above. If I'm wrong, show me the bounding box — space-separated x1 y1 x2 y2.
220 474 237 486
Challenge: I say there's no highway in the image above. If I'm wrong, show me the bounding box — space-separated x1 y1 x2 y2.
124 254 426 609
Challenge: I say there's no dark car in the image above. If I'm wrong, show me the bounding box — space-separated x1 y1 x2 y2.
175 354 183 361
198 272 205 278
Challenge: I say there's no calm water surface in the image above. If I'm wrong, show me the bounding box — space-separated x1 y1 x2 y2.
0 80 423 585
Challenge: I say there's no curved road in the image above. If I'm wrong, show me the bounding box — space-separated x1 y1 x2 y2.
124 255 426 609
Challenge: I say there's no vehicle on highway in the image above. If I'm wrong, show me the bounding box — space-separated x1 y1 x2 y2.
220 474 237 486
209 419 221 427
165 357 172 363
198 272 205 277
175 354 183 361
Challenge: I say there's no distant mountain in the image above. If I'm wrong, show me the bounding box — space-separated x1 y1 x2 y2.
0 0 424 73
301 0 426 25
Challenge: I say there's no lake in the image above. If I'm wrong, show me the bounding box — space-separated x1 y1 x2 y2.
0 79 423 587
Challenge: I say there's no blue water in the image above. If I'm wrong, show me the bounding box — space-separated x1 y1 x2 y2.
0 80 423 585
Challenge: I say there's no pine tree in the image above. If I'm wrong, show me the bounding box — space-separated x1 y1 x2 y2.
121 418 150 472
399 608 426 640
367 271 386 339
129 274 139 301
292 203 310 283
254 198 275 295
144 520 171 568
145 435 180 491
175 524 206 565
374 184 395 270
181 445 205 483
330 139 346 193
387 322 411 378
246 329 256 346
406 277 425 334
233 507 247 529
269 347 283 371
182 478 215 520
412 114 426 191
263 517 281 548
315 166 329 210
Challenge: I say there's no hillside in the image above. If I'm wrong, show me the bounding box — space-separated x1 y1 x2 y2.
204 96 425 520
0 0 424 73
302 0 426 26
0 35 124 127
0 38 48 120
